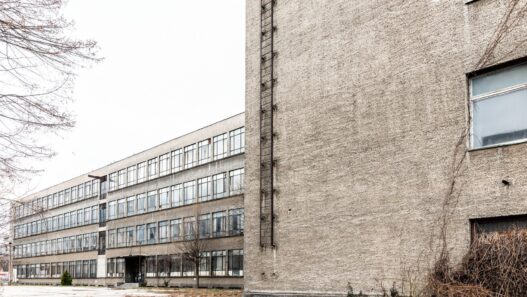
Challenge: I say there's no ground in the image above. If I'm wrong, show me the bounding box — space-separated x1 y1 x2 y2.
0 286 242 297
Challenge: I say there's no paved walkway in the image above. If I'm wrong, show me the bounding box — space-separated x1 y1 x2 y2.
0 285 171 297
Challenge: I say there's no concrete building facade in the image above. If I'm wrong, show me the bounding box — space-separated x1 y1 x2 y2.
12 113 245 288
245 0 527 296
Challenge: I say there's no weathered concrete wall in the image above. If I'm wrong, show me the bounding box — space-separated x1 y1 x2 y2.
245 0 527 296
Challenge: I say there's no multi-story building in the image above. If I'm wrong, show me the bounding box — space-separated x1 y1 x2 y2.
12 113 245 288
245 0 527 296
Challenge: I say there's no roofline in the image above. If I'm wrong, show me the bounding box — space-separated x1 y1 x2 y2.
16 111 245 201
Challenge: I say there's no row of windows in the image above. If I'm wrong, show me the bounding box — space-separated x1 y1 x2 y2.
107 168 244 221
14 232 98 259
14 205 99 239
14 179 100 220
107 208 244 248
108 127 245 192
15 260 97 279
107 250 243 278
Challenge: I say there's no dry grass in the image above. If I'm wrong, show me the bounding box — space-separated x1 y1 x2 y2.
426 229 527 297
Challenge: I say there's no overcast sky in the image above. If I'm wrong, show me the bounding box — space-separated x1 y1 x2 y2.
16 0 245 196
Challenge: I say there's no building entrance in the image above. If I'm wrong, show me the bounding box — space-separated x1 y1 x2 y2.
124 256 144 283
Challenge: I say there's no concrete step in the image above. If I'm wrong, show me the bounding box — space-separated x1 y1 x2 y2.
118 282 139 289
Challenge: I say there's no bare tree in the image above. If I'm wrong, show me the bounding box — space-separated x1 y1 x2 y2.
0 0 100 186
177 204 209 288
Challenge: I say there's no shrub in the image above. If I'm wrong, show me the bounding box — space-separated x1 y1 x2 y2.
61 270 72 286
427 229 527 297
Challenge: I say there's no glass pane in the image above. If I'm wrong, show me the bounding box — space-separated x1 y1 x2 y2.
473 88 527 148
472 63 527 96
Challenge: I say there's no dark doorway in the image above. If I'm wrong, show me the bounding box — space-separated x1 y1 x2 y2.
125 256 144 283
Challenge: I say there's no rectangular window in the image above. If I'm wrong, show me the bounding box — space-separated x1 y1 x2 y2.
48 195 54 208
84 207 91 224
213 173 226 199
108 229 116 249
182 256 195 276
58 191 64 205
78 184 84 200
127 196 135 216
127 165 137 186
213 211 226 237
170 255 182 277
213 133 228 159
171 219 182 241
183 217 196 240
159 187 170 209
57 238 63 254
117 198 125 218
82 260 89 278
64 189 70 205
127 226 135 246
199 214 211 239
71 187 77 203
117 228 126 247
92 205 98 223
85 181 92 197
136 225 145 245
470 62 527 148
184 144 197 168
74 261 81 278
118 169 126 189
147 158 157 180
76 235 82 252
107 259 115 277
137 161 147 183
147 223 157 244
171 149 183 173
159 220 169 243
91 233 98 250
229 168 245 195
108 201 116 220
159 153 170 176
147 191 157 211
109 172 117 191
198 177 212 202
199 251 211 276
83 234 90 251
198 139 211 164
53 193 58 207
92 179 99 196
171 184 183 207
77 209 84 225
70 212 76 227
184 181 196 205
158 255 170 277
229 127 245 154
116 258 125 277
212 251 226 276
136 193 146 214
90 260 96 278
146 256 156 277
229 208 244 235
228 250 243 276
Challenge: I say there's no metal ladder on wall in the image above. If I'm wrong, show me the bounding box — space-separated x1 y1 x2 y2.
260 0 276 248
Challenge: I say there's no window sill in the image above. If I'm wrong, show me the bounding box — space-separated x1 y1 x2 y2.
469 138 527 152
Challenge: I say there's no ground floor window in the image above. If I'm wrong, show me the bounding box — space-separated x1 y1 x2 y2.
170 254 182 277
199 251 210 276
146 256 156 277
228 249 243 276
182 256 195 277
212 251 226 276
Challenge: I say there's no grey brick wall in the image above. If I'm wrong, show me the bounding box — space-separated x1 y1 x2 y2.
245 0 527 296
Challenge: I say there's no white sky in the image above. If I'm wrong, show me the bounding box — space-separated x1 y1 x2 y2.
16 0 245 196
